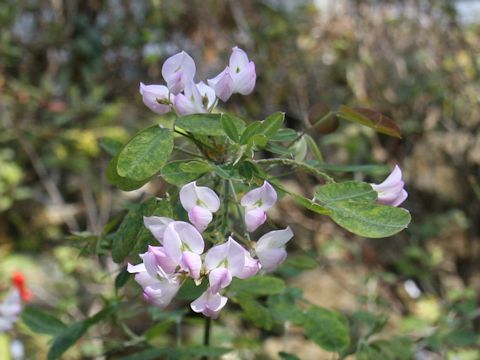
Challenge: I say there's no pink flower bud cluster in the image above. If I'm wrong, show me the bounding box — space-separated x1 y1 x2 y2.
140 47 256 116
128 181 293 318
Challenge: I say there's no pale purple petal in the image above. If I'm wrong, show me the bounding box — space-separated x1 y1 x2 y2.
229 47 250 71
140 251 161 278
208 267 232 294
149 246 178 274
191 290 228 319
134 271 158 288
179 181 198 211
180 181 220 212
196 81 217 109
241 181 277 211
256 247 287 272
180 251 202 280
143 216 174 244
205 242 229 271
391 189 408 207
127 262 146 274
238 250 261 279
139 83 171 115
173 92 197 116
245 208 266 232
174 221 204 254
208 67 234 102
163 223 184 262
226 237 247 276
143 277 180 308
162 51 196 94
256 227 294 252
231 61 256 95
188 206 213 232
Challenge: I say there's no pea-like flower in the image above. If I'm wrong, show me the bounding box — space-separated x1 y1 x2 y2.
205 237 247 293
180 181 220 232
254 227 294 272
140 245 178 278
173 81 217 116
208 47 256 102
139 83 172 115
163 221 205 280
161 51 196 94
190 288 228 319
127 263 180 309
143 216 174 243
241 181 277 232
371 165 408 207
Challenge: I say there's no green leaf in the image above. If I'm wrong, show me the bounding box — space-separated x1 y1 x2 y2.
315 181 376 203
337 106 401 138
237 297 273 330
176 113 245 137
268 291 305 325
229 276 286 296
176 278 208 300
106 155 149 191
304 134 323 162
307 161 386 174
114 267 131 290
315 181 411 238
117 126 173 180
284 254 319 270
22 307 66 335
161 160 210 185
290 193 329 215
100 138 124 156
305 306 350 352
221 113 241 142
118 346 231 360
47 306 115 360
239 121 261 144
279 352 301 360
257 112 285 139
47 321 89 360
111 198 159 263
271 128 298 142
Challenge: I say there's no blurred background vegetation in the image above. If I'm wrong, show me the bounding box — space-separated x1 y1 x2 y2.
0 0 479 358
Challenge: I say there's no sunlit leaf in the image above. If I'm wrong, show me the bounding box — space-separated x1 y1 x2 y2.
305 306 350 352
337 106 401 138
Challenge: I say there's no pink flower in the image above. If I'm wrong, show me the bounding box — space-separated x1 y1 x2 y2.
163 221 205 279
127 263 180 309
205 237 246 293
161 51 196 94
240 181 277 232
173 81 217 116
208 47 256 102
139 83 172 114
180 181 220 232
139 245 178 277
191 289 228 319
371 165 408 207
254 227 294 272
143 216 174 243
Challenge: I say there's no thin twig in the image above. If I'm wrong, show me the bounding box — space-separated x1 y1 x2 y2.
254 158 335 183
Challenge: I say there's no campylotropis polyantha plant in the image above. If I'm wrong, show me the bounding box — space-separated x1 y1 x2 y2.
128 181 293 318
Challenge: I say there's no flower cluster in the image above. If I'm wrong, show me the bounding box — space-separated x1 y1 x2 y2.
140 47 256 116
128 181 293 318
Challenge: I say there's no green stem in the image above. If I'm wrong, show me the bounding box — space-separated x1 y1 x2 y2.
287 110 335 148
202 317 212 360
173 146 203 158
254 158 335 183
220 179 230 236
228 180 251 242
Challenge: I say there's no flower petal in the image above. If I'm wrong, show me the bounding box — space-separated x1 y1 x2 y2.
256 227 294 252
162 51 196 94
188 206 213 232
256 247 287 272
208 67 234 102
143 216 174 244
229 47 250 72
226 237 247 276
231 61 256 95
244 208 266 232
241 181 277 211
208 267 232 294
205 241 229 271
139 83 171 114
